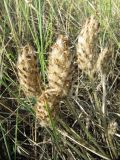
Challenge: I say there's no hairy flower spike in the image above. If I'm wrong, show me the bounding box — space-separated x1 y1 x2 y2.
35 35 72 127
77 16 99 75
48 35 72 97
34 89 59 127
17 44 42 97
96 47 112 74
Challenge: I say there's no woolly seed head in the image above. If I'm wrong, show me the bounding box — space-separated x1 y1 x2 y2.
48 35 72 97
96 46 112 74
81 15 99 43
77 16 99 75
17 44 42 97
34 89 58 127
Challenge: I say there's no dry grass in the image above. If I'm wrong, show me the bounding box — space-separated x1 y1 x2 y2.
0 0 120 160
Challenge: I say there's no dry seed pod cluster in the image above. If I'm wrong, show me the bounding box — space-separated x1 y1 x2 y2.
35 35 72 126
17 35 72 127
35 89 59 126
17 44 42 97
17 16 112 127
76 15 112 117
76 16 99 75
96 47 112 74
48 35 72 97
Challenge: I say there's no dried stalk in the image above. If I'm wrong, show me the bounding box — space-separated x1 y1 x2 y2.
97 47 112 115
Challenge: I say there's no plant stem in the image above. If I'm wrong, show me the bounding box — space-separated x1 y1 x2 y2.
101 73 106 116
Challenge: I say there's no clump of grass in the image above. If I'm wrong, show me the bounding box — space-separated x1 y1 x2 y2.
1 0 120 160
